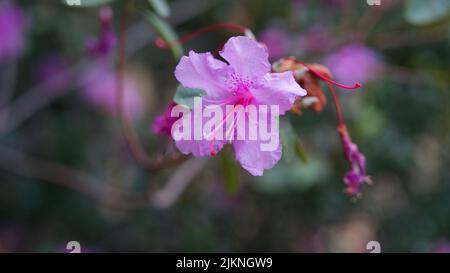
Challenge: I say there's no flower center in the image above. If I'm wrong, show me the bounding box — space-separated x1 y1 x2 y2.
228 73 254 106
207 74 255 157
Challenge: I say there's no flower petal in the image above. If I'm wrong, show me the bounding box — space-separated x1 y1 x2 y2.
173 104 227 157
175 51 230 99
219 36 271 79
233 139 282 176
252 71 307 114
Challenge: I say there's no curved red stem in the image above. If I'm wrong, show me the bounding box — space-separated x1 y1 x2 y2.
327 83 345 127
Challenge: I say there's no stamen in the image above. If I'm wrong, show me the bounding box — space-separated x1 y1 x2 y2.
155 23 250 49
207 104 240 156
290 58 362 90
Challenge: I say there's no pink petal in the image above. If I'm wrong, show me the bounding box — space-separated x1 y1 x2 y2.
175 51 230 99
233 139 282 176
174 104 227 157
252 71 307 114
219 36 271 79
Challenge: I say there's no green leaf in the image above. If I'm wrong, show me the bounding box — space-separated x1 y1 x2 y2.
404 0 450 26
62 0 115 7
142 11 184 60
220 146 240 195
174 85 206 109
294 137 308 164
148 0 170 18
279 120 308 164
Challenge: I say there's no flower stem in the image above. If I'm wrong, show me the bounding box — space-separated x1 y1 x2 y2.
116 0 188 171
327 83 345 127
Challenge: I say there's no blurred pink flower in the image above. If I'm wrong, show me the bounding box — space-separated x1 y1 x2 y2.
80 62 145 121
338 125 370 196
323 43 383 85
85 6 116 57
322 0 344 8
36 55 71 93
174 36 306 175
298 25 331 53
80 6 144 121
433 240 450 253
152 102 180 137
258 27 289 60
0 3 28 60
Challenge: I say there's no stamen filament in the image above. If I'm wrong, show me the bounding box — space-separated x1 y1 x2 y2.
207 104 240 156
290 59 362 90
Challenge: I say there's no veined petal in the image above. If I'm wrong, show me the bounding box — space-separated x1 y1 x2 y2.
219 36 271 79
252 71 307 114
233 139 282 176
175 51 230 99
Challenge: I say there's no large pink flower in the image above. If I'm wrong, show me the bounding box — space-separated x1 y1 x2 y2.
173 36 306 176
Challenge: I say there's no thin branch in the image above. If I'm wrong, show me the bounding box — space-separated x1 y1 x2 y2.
0 145 146 210
116 0 190 172
0 145 202 210
0 61 84 136
116 0 152 166
152 158 207 208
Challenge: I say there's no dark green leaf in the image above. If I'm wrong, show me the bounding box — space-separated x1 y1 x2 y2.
174 85 206 109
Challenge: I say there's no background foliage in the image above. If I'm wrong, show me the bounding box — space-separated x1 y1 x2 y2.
0 0 449 252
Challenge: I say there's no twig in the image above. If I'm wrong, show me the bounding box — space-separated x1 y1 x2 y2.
0 145 201 209
116 0 190 172
116 0 152 166
0 61 84 135
0 145 146 210
152 158 207 208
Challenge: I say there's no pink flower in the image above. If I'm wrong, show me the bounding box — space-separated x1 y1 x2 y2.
80 62 145 121
258 27 289 60
432 240 450 253
322 0 344 8
338 125 370 196
85 6 116 57
323 43 382 85
152 102 180 137
298 25 331 53
0 4 28 60
173 36 306 176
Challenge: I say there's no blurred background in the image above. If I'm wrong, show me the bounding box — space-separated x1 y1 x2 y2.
0 0 449 253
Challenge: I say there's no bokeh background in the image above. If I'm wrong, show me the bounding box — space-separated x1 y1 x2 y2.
0 0 449 253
